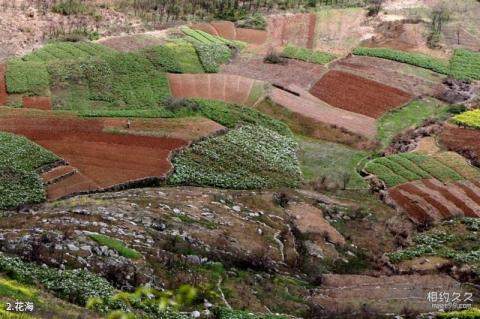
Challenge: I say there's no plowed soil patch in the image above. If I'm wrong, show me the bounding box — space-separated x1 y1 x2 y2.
221 56 326 90
235 28 268 45
389 179 480 223
210 21 236 40
0 64 7 105
22 96 52 110
168 73 255 105
439 125 480 166
269 88 376 138
310 70 413 118
191 23 219 36
267 13 316 49
311 274 467 314
0 116 188 190
330 55 444 96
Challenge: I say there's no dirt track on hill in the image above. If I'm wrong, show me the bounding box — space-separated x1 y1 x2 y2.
310 70 413 118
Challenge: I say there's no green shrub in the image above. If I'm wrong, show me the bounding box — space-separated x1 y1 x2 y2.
437 308 480 319
453 109 480 129
352 47 450 75
282 45 336 64
170 125 301 189
6 60 50 95
236 13 267 30
0 253 114 306
52 0 88 15
89 234 142 260
450 49 480 80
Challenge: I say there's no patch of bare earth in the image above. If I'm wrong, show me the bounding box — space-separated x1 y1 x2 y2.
221 55 327 91
97 30 169 52
311 274 470 316
330 55 445 96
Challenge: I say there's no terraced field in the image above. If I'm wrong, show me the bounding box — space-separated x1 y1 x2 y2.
191 21 268 45
267 13 316 49
168 73 261 106
310 70 413 118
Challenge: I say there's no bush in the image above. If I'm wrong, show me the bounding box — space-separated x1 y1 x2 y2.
264 52 288 65
282 45 336 64
0 253 114 306
52 0 88 15
89 234 142 260
6 60 50 95
236 13 268 30
164 98 201 113
170 125 302 189
352 47 450 75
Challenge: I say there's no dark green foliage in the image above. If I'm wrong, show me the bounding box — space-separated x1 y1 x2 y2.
141 46 183 73
89 234 142 260
5 60 50 95
450 49 480 80
236 13 268 30
170 126 301 189
282 45 336 64
0 253 114 305
23 42 115 63
352 47 450 75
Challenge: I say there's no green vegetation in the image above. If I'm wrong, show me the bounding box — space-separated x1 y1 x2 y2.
191 42 232 73
387 218 480 275
438 308 480 319
450 49 480 80
297 136 369 189
52 0 88 15
89 234 142 260
364 152 466 187
281 45 336 64
376 98 450 147
352 47 450 75
0 309 34 319
22 42 114 63
0 277 37 301
141 46 183 73
0 253 114 306
170 126 301 189
453 109 480 129
216 309 288 319
0 132 58 209
164 40 205 74
5 60 50 95
236 13 268 30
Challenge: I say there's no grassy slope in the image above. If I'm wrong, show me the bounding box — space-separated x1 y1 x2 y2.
377 98 450 147
297 136 370 189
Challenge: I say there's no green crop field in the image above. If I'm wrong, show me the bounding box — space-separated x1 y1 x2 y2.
281 45 336 64
376 98 450 147
0 132 59 209
169 125 301 189
450 49 480 80
453 109 480 129
352 47 450 75
364 152 467 187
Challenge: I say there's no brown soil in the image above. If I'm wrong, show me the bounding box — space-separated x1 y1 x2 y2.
0 64 6 105
235 28 268 45
439 125 480 167
191 21 268 46
46 172 100 201
41 165 76 185
210 21 237 40
330 55 445 96
22 96 52 110
167 73 255 105
267 13 316 49
389 179 480 224
97 31 168 52
269 88 377 138
310 70 413 118
191 23 220 36
0 114 188 197
221 55 327 91
311 274 468 315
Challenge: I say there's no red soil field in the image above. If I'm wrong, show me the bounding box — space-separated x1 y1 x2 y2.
309 70 413 118
235 28 268 45
42 165 76 185
269 88 376 138
389 179 480 224
439 125 480 166
0 64 7 105
168 73 255 105
0 115 188 199
191 23 220 36
267 13 316 49
22 96 52 110
210 21 237 40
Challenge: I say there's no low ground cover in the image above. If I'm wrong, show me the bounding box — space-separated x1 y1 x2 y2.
281 45 336 64
352 47 450 75
376 98 450 147
364 152 469 187
169 125 301 189
0 132 58 209
387 218 480 274
453 109 480 129
297 136 370 189
89 234 141 260
450 49 480 80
